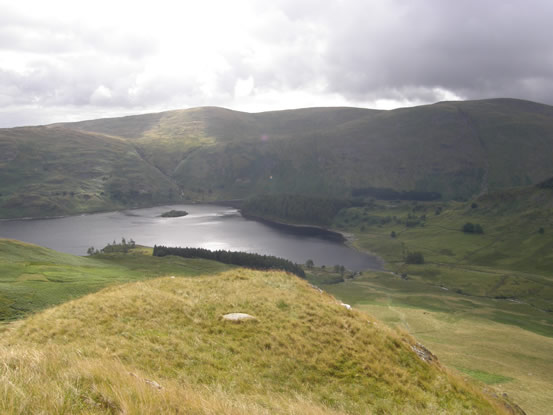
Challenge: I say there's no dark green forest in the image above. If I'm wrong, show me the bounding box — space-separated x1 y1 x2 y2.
153 245 305 278
241 194 357 226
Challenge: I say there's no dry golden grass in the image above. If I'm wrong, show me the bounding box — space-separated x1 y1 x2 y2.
0 269 518 414
356 303 553 415
0 345 351 415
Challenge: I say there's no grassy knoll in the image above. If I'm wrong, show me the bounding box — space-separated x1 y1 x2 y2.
0 264 518 414
0 238 231 321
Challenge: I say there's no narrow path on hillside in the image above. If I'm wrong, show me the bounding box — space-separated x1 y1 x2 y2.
386 296 411 332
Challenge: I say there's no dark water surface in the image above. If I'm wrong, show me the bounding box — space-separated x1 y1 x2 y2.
0 204 381 271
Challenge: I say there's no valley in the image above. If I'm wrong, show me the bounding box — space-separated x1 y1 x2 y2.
3 1 552 413
1 99 553 413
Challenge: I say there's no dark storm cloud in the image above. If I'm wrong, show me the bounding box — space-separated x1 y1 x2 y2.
210 0 553 107
290 0 553 103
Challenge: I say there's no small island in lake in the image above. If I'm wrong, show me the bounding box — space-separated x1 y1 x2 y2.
160 209 188 218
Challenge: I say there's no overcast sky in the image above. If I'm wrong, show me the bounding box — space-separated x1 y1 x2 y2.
1 0 552 127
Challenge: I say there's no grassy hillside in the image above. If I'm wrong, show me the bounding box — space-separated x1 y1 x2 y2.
315 271 553 415
2 98 553 217
166 99 553 201
296 184 553 415
0 126 181 218
0 254 519 414
339 185 553 305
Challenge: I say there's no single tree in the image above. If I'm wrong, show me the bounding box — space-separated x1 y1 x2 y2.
462 222 484 233
405 251 425 264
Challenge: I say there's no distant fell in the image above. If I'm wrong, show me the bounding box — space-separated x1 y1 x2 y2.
2 98 553 218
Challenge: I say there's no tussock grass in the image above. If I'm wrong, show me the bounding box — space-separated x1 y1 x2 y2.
319 271 553 414
0 269 512 414
0 346 351 415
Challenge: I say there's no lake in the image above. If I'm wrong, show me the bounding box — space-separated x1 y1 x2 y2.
0 204 381 271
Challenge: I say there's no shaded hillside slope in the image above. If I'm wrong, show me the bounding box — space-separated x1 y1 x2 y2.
2 98 553 217
169 99 553 200
0 266 520 414
0 126 180 217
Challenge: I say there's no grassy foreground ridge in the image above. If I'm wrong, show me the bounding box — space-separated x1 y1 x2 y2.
0 239 521 414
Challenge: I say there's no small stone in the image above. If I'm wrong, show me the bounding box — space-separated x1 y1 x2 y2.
222 313 256 321
309 284 324 293
145 379 163 390
341 303 352 310
411 343 437 363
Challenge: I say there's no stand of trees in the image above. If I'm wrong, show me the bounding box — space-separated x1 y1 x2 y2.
405 251 425 264
87 237 136 255
153 245 305 278
241 194 356 226
537 176 553 189
351 187 441 201
160 210 188 218
462 223 484 234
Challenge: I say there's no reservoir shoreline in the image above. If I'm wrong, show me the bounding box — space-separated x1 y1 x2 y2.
0 203 383 271
240 212 347 243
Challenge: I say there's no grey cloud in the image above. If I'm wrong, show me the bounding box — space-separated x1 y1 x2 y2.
216 7 324 96
0 7 157 58
0 6 196 117
238 0 553 105
317 0 553 103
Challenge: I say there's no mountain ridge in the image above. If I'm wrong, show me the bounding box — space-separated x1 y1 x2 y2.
1 98 553 218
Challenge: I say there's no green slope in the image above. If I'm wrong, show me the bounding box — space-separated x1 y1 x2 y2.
296 184 553 415
0 239 232 321
327 184 553 316
0 126 181 218
172 99 553 200
2 98 553 217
